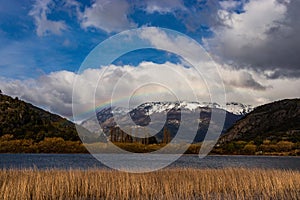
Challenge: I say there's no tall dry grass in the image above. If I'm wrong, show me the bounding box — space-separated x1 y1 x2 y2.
0 168 299 200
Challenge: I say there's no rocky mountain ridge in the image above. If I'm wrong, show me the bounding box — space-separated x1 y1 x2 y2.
81 101 252 143
219 99 300 144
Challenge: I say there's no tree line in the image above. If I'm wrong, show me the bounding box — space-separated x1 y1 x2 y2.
109 126 171 145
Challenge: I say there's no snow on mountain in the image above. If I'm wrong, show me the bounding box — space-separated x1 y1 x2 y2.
128 101 253 115
225 102 254 115
81 101 253 134
91 101 253 121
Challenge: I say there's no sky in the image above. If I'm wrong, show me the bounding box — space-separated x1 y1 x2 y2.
0 0 299 120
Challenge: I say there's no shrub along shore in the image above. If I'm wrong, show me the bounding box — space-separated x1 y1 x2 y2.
0 134 299 155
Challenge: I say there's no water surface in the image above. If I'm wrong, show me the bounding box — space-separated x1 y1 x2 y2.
0 154 299 170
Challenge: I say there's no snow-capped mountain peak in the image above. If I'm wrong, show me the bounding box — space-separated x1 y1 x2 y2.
95 101 253 116
81 101 252 141
225 102 254 115
131 101 253 115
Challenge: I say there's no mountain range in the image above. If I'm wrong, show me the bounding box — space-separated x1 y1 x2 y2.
1 92 299 155
81 101 253 143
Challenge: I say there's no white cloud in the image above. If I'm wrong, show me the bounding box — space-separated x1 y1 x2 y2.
29 0 68 36
216 66 300 106
80 0 136 33
205 0 300 77
220 68 267 91
0 62 209 119
138 27 211 65
0 71 76 117
219 0 243 10
225 75 300 106
210 0 287 49
1 61 299 120
141 0 186 14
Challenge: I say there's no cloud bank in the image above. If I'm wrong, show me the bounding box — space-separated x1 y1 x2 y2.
206 0 300 78
2 61 299 120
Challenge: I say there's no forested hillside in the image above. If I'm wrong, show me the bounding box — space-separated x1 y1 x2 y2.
0 93 87 153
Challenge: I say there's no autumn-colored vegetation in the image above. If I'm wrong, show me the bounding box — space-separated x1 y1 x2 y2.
0 135 87 153
213 139 300 156
1 133 299 155
0 168 299 200
84 141 202 154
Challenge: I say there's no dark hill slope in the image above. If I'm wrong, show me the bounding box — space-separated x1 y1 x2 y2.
0 93 82 142
220 99 300 144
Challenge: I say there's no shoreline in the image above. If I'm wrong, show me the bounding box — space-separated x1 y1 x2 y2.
0 152 300 157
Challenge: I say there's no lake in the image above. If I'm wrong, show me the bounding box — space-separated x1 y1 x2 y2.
0 154 299 170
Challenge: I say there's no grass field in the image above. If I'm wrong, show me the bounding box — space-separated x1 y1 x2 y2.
0 168 299 200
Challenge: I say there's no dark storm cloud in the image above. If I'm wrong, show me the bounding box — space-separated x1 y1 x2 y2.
224 70 268 91
207 0 300 78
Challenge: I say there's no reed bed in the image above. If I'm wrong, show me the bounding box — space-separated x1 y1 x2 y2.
0 168 299 200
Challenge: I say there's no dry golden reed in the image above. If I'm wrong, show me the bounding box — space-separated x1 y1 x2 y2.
0 168 299 200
